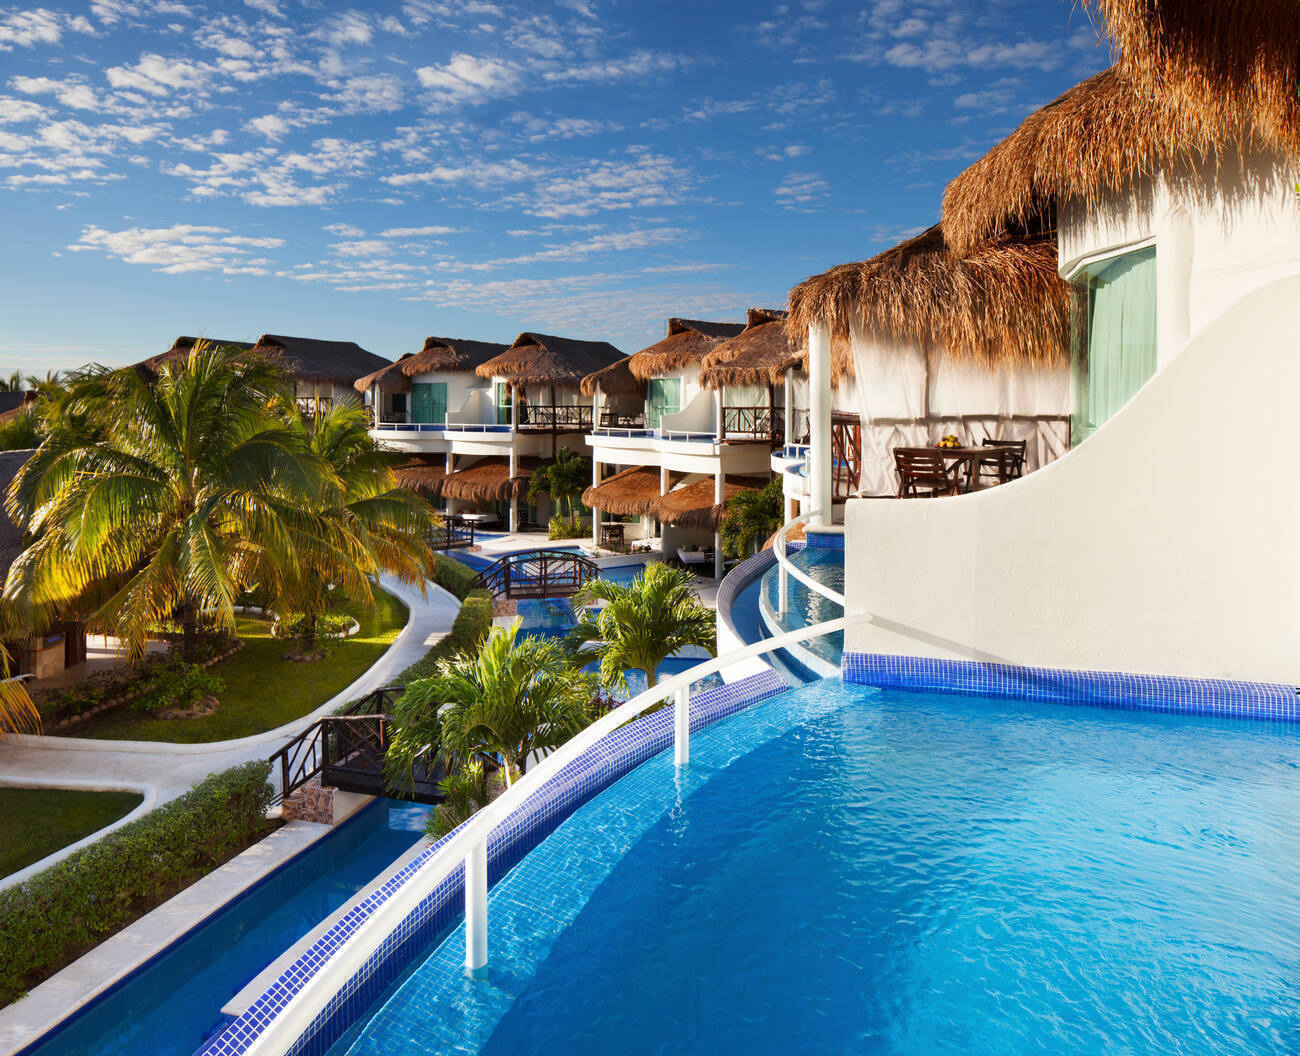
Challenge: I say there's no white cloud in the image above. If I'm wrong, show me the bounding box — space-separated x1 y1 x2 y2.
244 0 283 16
320 11 373 47
12 76 100 110
0 8 93 51
416 53 520 106
68 223 283 274
774 170 830 210
248 114 289 139
0 96 47 123
333 74 403 113
380 225 459 237
322 222 365 237
106 53 202 96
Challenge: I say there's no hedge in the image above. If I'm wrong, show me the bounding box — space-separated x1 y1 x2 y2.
0 760 275 1007
395 589 494 684
432 553 479 600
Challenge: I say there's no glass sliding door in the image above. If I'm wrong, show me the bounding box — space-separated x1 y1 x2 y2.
410 382 447 425
1070 246 1157 445
647 377 680 430
495 382 512 426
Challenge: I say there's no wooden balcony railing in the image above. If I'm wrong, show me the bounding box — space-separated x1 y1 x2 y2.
721 405 783 443
517 404 594 431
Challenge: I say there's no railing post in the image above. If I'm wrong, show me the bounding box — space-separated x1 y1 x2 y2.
778 559 789 616
465 839 488 973
674 685 689 767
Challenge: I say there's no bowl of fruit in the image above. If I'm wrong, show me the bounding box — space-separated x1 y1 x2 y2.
936 434 961 450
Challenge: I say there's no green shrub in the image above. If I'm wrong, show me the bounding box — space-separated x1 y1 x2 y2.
547 515 588 540
130 659 223 714
432 553 478 600
278 611 353 639
0 761 275 1007
0 409 40 452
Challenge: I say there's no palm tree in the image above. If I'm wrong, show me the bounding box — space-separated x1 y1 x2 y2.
4 342 329 662
527 447 591 525
719 477 784 558
387 621 593 787
276 403 437 647
567 562 716 692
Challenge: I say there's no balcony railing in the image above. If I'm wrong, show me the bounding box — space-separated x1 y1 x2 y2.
600 410 645 429
721 405 783 443
296 396 333 417
517 404 594 432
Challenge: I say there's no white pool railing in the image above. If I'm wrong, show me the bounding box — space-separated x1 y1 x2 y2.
773 512 846 617
244 608 871 1056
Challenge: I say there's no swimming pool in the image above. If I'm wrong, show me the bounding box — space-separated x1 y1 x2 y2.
761 545 844 667
335 679 1300 1056
19 800 426 1056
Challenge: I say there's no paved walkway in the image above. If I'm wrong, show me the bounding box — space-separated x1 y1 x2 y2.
0 577 460 807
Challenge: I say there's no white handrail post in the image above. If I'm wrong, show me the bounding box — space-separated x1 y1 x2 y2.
807 323 832 528
778 559 789 616
674 685 689 767
465 840 488 974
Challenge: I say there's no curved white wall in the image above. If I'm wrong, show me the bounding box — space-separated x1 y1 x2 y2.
844 275 1300 685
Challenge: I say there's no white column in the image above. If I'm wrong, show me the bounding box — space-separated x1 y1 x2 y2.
593 382 601 432
713 388 724 442
674 685 689 767
713 470 725 580
508 445 519 533
660 466 670 496
370 382 378 427
808 323 832 526
465 840 488 973
591 458 602 548
783 371 793 447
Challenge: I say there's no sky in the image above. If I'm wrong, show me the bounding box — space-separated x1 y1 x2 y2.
0 0 1109 372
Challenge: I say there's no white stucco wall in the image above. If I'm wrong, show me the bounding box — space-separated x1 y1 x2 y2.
1059 150 1300 369
843 275 1300 685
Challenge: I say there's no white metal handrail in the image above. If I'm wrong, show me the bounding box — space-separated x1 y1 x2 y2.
243 610 870 1056
774 512 846 617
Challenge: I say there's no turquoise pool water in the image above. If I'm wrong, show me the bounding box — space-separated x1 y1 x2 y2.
339 680 1300 1056
21 801 426 1056
761 546 844 666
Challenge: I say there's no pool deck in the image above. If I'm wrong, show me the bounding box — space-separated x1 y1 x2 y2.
0 576 460 888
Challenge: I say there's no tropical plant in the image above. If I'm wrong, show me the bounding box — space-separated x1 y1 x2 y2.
527 447 591 525
3 342 329 662
387 621 594 789
427 757 503 838
0 409 40 452
0 370 24 393
719 477 784 558
567 562 716 692
275 403 436 648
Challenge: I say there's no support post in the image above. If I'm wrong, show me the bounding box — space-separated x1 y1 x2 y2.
714 388 724 442
778 555 789 616
593 382 601 431
508 446 519 534
808 323 832 526
674 685 689 767
713 471 725 580
783 371 793 446
591 458 601 549
465 840 488 973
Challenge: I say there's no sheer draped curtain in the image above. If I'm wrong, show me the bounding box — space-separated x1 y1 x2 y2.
1071 246 1157 444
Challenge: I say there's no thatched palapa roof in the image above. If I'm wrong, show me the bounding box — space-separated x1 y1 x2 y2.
392 455 447 497
786 224 1068 369
439 457 541 502
476 333 624 390
698 309 804 390
649 475 768 531
1083 0 1300 156
354 336 511 393
941 66 1290 254
135 337 256 378
581 466 662 516
629 318 746 381
580 356 640 398
252 334 390 387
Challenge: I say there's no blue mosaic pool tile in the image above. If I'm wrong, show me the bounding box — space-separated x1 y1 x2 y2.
196 667 792 1056
803 529 844 550
840 651 1300 724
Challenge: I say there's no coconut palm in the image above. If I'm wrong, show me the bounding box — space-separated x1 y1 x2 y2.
567 562 716 692
4 342 330 662
387 621 594 788
275 403 437 647
719 477 784 558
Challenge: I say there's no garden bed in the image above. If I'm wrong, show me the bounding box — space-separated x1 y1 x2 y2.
58 590 408 743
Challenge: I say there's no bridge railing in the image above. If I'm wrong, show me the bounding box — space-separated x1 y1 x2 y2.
470 548 600 598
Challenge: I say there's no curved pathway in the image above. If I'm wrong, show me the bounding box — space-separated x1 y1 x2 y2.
0 577 459 817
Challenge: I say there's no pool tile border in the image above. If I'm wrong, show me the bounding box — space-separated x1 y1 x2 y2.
196 668 792 1056
841 651 1300 723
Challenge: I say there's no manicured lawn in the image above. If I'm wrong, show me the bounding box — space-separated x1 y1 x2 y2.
0 787 143 879
72 590 409 743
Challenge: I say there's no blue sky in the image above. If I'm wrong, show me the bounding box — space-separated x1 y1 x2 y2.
0 0 1108 372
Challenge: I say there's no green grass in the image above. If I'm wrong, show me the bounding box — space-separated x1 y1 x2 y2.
0 787 143 879
72 590 409 743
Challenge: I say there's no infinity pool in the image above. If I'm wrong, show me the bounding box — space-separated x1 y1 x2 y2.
761 545 844 666
338 679 1300 1056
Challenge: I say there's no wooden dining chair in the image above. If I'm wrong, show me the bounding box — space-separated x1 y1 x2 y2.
974 439 1026 488
894 447 961 498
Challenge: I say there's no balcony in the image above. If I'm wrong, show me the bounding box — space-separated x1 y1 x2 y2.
516 404 594 432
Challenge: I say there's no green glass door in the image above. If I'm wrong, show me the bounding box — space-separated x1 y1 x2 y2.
410 382 447 425
647 378 680 430
495 382 511 425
